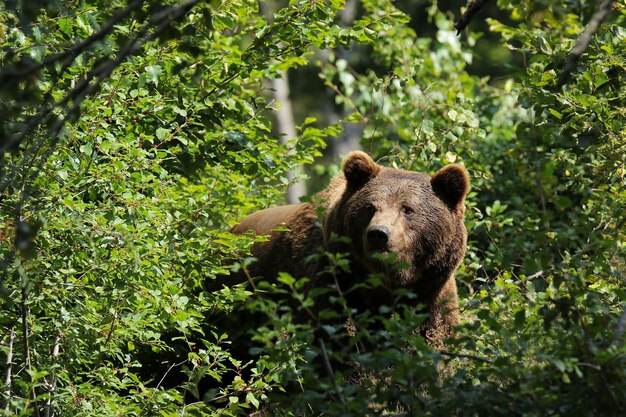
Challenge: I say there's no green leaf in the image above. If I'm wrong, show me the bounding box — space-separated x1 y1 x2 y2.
553 359 566 372
548 108 562 120
145 65 162 86
156 127 170 140
79 143 93 154
420 119 434 136
57 18 72 37
342 112 363 123
277 272 295 286
246 392 260 408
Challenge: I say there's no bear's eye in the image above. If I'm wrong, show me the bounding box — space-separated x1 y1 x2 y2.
365 203 376 213
402 205 415 215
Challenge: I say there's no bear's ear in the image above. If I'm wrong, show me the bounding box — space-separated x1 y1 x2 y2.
431 164 469 210
343 151 381 188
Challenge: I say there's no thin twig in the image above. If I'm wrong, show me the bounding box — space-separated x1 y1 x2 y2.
242 264 258 291
555 0 615 88
96 296 122 365
22 286 41 417
439 349 493 364
317 338 346 404
44 335 61 417
455 0 493 34
140 359 188 414
156 360 188 391
3 328 15 412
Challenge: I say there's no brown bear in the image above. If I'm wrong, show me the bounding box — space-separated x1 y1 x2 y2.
222 151 469 344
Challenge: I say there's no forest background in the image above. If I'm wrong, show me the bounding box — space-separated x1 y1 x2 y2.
1 0 625 416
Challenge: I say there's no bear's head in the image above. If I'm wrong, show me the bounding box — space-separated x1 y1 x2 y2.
325 151 469 295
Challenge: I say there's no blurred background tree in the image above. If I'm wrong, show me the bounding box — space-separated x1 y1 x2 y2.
1 0 624 415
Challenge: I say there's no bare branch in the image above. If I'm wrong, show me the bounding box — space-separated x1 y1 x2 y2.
3 328 15 412
526 270 544 280
556 0 615 88
455 0 493 35
440 349 494 364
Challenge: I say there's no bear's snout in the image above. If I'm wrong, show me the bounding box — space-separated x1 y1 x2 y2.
366 225 390 251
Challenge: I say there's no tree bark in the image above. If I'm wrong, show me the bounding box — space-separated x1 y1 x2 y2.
272 71 307 204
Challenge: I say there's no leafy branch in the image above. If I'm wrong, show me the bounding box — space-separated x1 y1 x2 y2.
555 0 615 88
0 0 145 88
0 0 201 191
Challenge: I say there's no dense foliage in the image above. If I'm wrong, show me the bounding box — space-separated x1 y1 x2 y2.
1 0 624 416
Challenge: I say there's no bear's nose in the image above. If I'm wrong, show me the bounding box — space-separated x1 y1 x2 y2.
366 225 389 249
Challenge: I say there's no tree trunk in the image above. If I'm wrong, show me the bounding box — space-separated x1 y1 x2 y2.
272 71 307 204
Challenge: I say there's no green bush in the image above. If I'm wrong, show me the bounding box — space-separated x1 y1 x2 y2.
1 0 624 416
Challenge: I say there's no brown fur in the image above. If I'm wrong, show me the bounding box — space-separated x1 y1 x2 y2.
224 151 469 344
